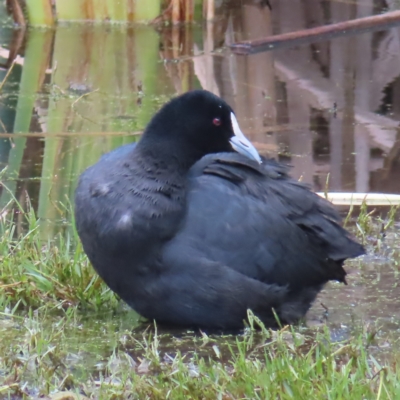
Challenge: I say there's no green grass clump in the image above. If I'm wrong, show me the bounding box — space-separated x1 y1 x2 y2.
0 203 118 311
1 199 400 399
1 314 400 399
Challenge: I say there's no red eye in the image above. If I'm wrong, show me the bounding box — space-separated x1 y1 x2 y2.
213 118 221 126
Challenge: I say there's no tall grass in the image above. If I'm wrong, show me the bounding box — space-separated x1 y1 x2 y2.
0 197 118 310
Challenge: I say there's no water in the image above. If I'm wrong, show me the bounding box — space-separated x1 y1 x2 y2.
1 0 400 360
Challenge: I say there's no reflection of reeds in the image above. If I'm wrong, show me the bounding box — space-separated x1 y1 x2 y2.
6 0 26 26
25 0 54 26
0 61 16 92
55 0 161 22
0 30 53 210
192 21 220 96
9 0 163 25
0 28 25 69
1 25 166 238
170 0 195 24
203 0 214 21
35 25 161 238
10 0 210 25
159 26 195 94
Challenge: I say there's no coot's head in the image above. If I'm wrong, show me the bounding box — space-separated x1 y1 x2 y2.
140 90 261 167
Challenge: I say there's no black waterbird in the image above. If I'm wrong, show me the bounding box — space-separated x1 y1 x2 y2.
75 90 364 330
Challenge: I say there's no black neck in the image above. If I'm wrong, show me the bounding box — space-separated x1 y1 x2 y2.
136 134 203 173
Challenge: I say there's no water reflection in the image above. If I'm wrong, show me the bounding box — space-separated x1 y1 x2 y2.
0 0 400 228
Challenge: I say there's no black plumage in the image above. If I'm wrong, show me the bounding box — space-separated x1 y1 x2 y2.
75 90 364 330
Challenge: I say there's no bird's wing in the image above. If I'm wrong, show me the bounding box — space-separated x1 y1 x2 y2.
167 153 364 291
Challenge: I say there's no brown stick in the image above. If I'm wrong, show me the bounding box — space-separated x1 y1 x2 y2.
230 10 400 54
0 28 25 69
0 60 16 93
7 0 26 27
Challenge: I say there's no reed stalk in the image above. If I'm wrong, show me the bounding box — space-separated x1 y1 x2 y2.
25 0 54 26
55 0 161 22
17 0 198 24
54 0 82 21
185 0 195 22
37 25 159 237
134 0 161 22
204 0 214 21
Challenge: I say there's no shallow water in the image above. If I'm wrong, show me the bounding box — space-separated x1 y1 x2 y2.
1 0 400 365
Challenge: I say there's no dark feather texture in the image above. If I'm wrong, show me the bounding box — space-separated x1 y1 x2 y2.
75 90 364 331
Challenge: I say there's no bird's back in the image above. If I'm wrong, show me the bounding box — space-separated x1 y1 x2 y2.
165 153 364 291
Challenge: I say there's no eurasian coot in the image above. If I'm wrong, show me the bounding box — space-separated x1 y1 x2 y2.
75 90 364 330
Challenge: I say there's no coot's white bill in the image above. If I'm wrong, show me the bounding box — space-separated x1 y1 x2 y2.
229 112 262 164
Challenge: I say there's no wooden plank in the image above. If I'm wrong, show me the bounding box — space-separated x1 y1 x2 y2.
317 192 400 206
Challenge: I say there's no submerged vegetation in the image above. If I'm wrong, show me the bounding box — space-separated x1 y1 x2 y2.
0 196 400 398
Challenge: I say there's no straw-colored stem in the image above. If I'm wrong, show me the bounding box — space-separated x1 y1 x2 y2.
205 0 214 21
185 0 194 22
134 0 161 21
54 0 82 20
171 0 180 24
56 0 160 22
25 0 54 26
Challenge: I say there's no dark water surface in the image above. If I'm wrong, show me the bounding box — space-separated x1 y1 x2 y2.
1 0 400 361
